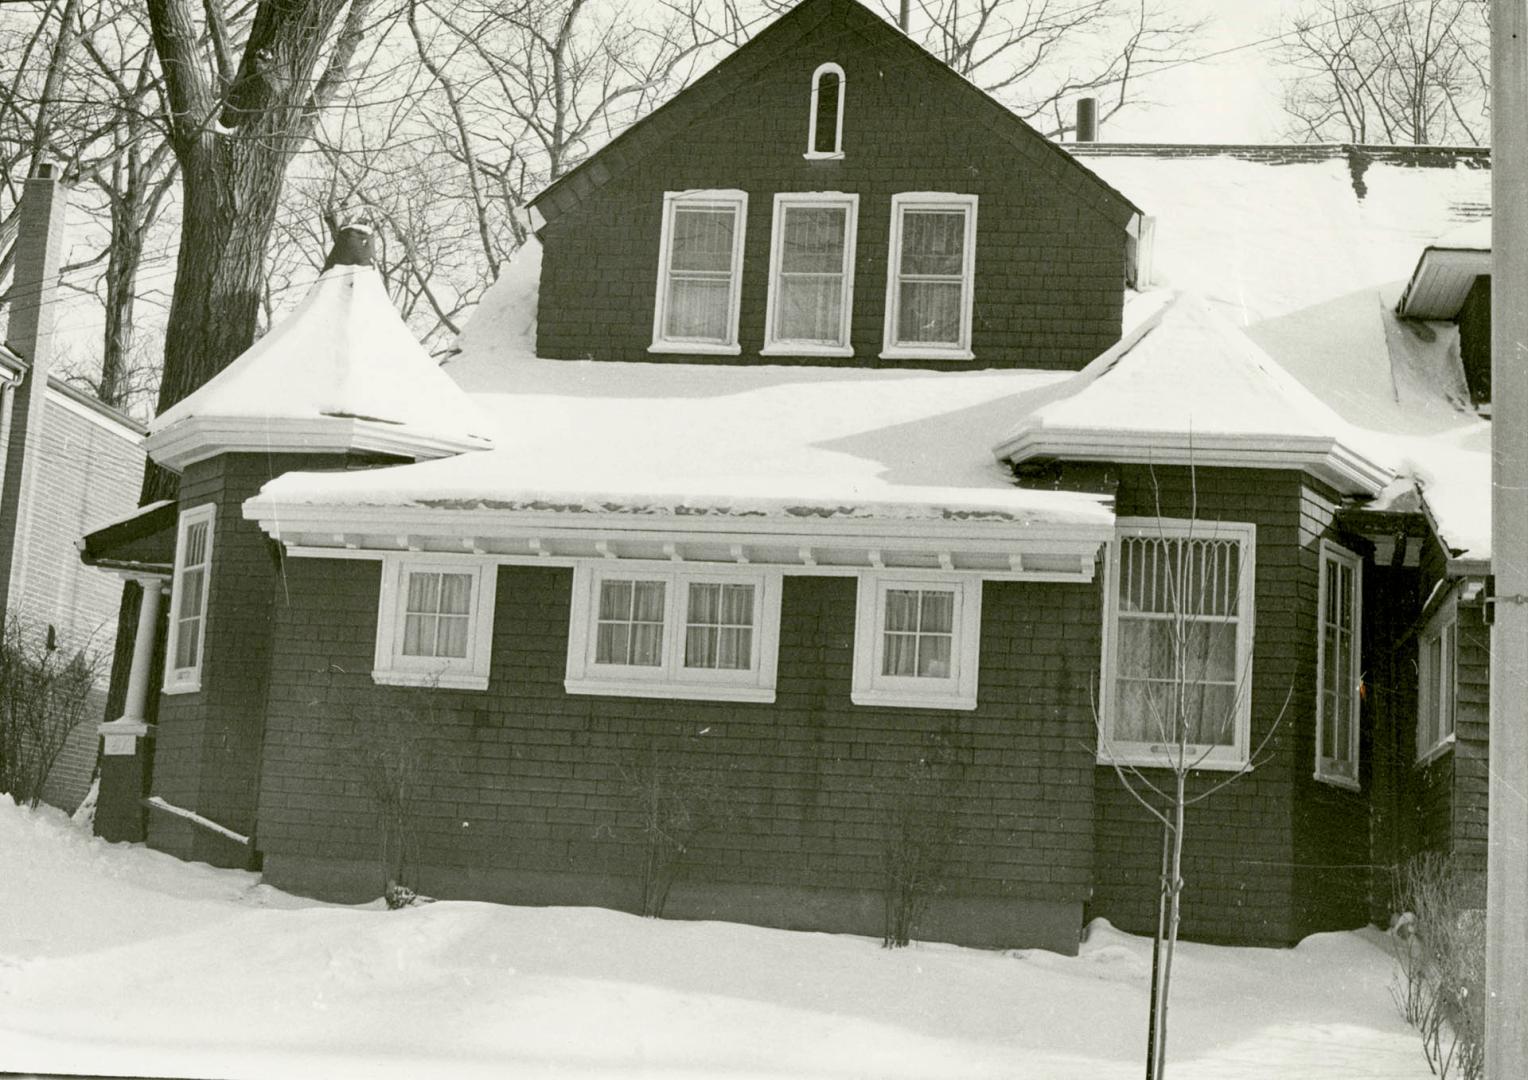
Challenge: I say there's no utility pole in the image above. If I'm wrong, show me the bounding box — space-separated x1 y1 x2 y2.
1486 1 1528 1076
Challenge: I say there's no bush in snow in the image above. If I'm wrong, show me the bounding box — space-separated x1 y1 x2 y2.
351 698 437 904
0 617 98 808
1390 852 1484 1080
880 728 967 949
617 739 740 919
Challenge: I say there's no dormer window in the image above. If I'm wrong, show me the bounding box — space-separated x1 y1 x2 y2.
806 63 845 159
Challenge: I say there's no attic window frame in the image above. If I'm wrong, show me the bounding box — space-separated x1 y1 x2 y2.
650 189 748 356
163 503 216 695
805 62 845 160
1314 540 1362 791
761 192 859 357
372 556 498 691
880 192 979 361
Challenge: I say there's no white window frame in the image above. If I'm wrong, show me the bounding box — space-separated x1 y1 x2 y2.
805 62 845 159
1099 518 1257 771
650 189 748 355
762 192 858 357
1315 541 1362 790
851 574 981 710
1416 598 1458 764
565 564 782 702
373 557 497 690
881 192 978 361
163 503 215 695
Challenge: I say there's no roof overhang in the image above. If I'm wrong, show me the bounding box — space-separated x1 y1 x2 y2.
145 415 492 473
993 428 1395 497
242 500 1117 583
1396 246 1491 319
77 498 179 577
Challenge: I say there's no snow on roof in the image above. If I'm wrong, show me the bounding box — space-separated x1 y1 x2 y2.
151 264 492 448
1071 148 1493 562
1433 217 1492 250
993 292 1393 494
256 327 1111 526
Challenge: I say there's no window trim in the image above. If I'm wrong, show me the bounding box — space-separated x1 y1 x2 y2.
163 503 216 695
851 574 982 710
761 192 859 357
649 189 748 356
1314 540 1362 790
1099 518 1257 771
565 563 782 702
880 192 978 361
372 557 497 690
1416 598 1458 765
805 62 845 160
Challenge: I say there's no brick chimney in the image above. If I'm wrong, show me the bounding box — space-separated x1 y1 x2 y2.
0 164 69 623
1075 97 1099 143
322 222 374 271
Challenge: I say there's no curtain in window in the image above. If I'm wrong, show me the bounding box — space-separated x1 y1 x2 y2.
896 210 965 345
174 521 209 669
1115 536 1241 745
684 582 754 670
774 205 847 344
596 579 666 666
403 571 473 659
882 588 954 678
665 208 735 341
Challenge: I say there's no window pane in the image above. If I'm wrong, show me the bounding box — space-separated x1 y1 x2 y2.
885 590 920 632
781 207 846 273
670 209 734 273
599 580 632 621
633 581 666 621
685 625 718 668
917 634 952 677
406 572 440 615
403 613 432 656
899 211 964 275
436 615 469 658
813 71 840 154
184 521 208 567
438 573 472 615
719 584 753 625
1188 683 1237 745
883 632 917 676
630 622 664 666
596 622 630 666
688 583 720 624
665 278 731 340
716 626 751 669
776 275 843 343
897 281 961 344
175 617 200 669
178 567 205 620
920 591 954 634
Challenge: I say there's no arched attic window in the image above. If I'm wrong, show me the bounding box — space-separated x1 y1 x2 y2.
806 63 845 159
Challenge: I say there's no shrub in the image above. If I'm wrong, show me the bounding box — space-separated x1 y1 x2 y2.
352 698 437 903
881 731 966 949
1390 852 1485 1080
618 742 738 919
0 617 98 807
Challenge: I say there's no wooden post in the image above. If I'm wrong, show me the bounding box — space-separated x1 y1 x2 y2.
1487 1 1528 1075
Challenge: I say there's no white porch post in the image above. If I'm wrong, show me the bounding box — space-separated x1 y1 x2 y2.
99 575 165 755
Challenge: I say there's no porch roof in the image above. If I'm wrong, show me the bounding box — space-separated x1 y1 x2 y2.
77 499 178 576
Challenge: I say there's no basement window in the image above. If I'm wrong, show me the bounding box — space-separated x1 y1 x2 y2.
565 564 782 702
851 574 982 710
806 62 845 159
163 503 215 695
373 558 497 690
1417 601 1457 764
650 190 748 355
1315 541 1362 790
1100 519 1256 771
881 193 978 360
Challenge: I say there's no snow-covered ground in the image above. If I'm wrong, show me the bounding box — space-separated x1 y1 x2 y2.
0 798 1428 1080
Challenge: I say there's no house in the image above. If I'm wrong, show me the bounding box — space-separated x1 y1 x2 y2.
2 167 147 812
81 0 1496 953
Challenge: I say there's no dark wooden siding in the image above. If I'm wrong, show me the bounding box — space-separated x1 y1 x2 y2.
534 0 1127 372
1458 275 1491 407
255 562 1103 945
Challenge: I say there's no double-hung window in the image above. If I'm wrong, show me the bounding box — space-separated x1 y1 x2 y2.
651 190 748 355
1102 519 1256 769
164 504 215 694
1315 541 1362 789
565 565 781 701
763 193 858 355
373 558 497 690
1417 601 1457 763
882 193 978 360
851 574 982 710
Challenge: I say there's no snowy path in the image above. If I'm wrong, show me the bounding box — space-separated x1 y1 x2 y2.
0 800 1429 1079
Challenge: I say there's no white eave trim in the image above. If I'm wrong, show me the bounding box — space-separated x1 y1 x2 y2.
1396 246 1492 319
241 499 1114 582
993 428 1394 496
145 414 492 472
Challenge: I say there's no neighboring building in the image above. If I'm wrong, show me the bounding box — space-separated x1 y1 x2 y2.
82 0 1495 952
2 168 147 812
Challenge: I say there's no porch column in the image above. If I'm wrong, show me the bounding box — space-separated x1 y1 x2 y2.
95 575 164 842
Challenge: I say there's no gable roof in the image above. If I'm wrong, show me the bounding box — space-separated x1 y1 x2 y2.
147 264 493 471
529 0 1138 230
992 291 1394 495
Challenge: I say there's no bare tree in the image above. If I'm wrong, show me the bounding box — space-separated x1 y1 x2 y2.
890 0 1205 137
1277 0 1489 145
